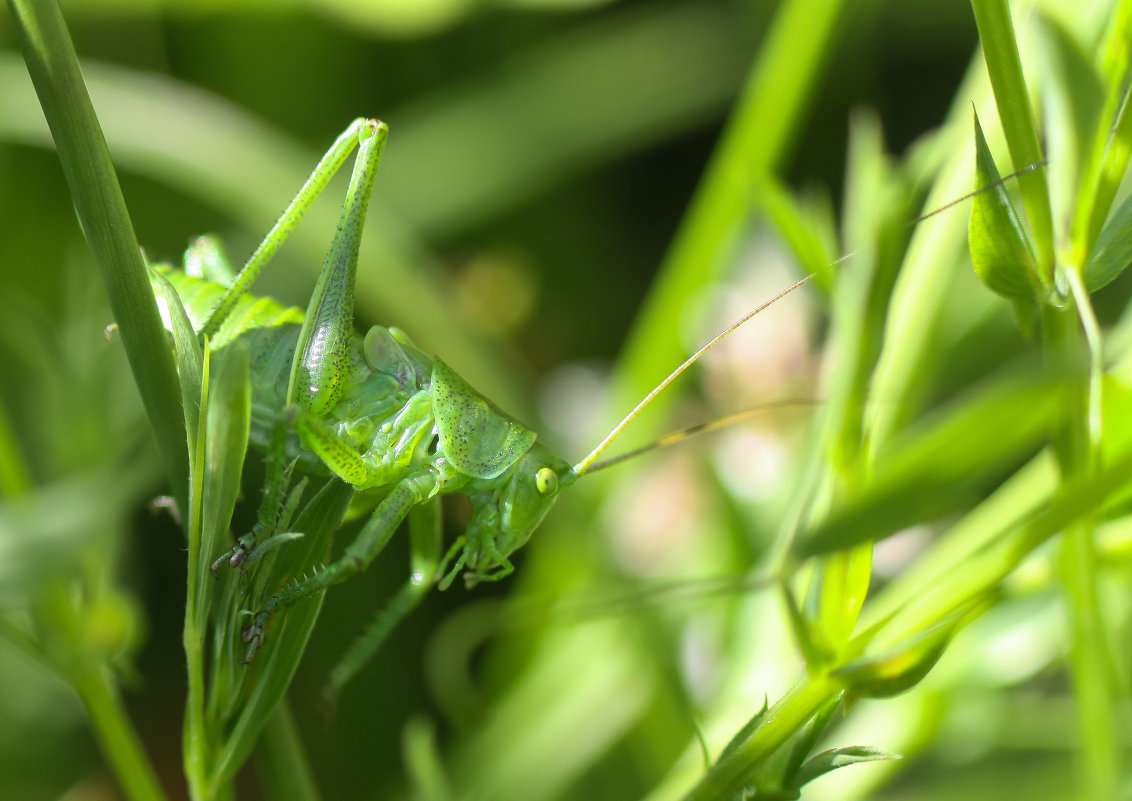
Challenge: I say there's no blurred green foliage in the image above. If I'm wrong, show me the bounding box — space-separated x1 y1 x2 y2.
5 1 1132 800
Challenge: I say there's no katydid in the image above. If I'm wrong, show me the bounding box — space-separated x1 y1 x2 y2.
153 118 788 689
152 118 1028 703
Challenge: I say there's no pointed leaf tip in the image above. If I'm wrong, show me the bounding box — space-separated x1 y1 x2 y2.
968 112 1045 306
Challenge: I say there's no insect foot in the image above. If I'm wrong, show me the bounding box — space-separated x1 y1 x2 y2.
210 537 256 577
239 609 272 663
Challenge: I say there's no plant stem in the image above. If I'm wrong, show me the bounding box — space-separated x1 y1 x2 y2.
256 702 324 801
5 0 189 510
1056 277 1120 799
681 675 843 801
970 0 1053 270
74 666 169 801
611 0 848 429
183 351 212 801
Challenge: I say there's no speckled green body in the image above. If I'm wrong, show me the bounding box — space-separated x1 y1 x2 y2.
156 266 413 474
154 264 573 582
157 118 576 676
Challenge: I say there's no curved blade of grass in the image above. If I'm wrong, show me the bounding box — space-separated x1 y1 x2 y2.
5 0 187 509
800 364 1071 557
1084 187 1132 291
1035 13 1104 263
971 0 1053 270
607 0 848 435
151 267 205 449
1073 0 1132 255
789 745 901 791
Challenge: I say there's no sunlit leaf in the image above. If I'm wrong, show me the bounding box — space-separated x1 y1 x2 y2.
790 745 901 790
1035 13 1104 250
1084 193 1132 291
968 112 1044 305
799 365 1071 556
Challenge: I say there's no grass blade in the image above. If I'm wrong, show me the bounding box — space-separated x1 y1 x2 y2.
5 0 188 509
971 0 1053 269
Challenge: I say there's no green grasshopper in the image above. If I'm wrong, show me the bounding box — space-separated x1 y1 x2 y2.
154 118 807 700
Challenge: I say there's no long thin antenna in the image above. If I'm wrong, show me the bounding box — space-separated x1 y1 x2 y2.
571 160 1048 479
572 275 813 477
911 161 1047 224
584 398 821 474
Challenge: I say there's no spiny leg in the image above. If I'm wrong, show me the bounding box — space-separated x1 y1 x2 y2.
200 118 379 341
241 478 424 663
320 500 442 715
220 119 389 657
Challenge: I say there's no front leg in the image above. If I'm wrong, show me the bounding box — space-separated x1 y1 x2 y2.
241 476 426 662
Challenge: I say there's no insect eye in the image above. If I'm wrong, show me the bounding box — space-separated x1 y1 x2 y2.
534 467 558 497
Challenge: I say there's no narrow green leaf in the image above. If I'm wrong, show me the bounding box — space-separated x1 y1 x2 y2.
969 112 1044 304
813 545 872 656
799 364 1070 556
150 267 203 450
790 745 901 790
1084 6 1132 249
836 596 987 699
779 698 843 791
1035 13 1104 259
757 176 837 282
200 342 251 608
970 0 1053 266
6 0 188 508
1084 192 1132 291
718 697 770 763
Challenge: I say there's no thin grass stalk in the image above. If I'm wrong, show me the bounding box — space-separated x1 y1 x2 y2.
72 665 170 801
4 0 189 509
970 0 1054 269
973 0 1126 792
609 0 848 430
255 702 324 801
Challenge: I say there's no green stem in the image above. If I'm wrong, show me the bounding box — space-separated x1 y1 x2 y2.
683 443 1132 801
5 0 189 510
1066 269 1104 461
610 0 848 430
1060 522 1119 800
1055 274 1119 799
970 0 1053 271
256 702 324 801
183 351 212 801
73 667 170 801
681 675 843 801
